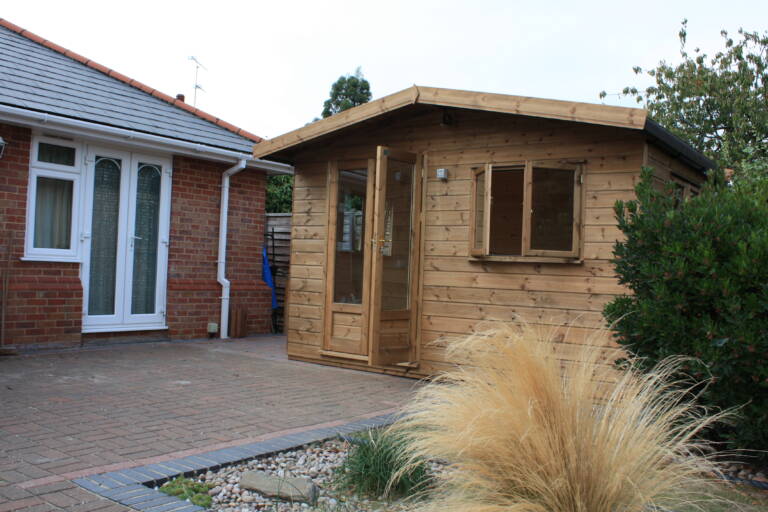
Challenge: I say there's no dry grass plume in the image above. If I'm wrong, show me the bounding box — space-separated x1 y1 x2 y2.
391 323 739 512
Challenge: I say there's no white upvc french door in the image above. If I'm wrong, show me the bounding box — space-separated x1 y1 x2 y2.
81 146 172 333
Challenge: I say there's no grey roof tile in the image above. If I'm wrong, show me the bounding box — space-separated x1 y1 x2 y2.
0 25 256 153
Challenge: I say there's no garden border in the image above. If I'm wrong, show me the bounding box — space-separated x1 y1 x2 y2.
72 413 397 512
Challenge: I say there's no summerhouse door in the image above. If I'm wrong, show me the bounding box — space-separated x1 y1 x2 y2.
368 147 421 366
321 160 375 360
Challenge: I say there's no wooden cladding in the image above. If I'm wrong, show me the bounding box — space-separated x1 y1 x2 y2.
281 106 705 379
469 160 584 260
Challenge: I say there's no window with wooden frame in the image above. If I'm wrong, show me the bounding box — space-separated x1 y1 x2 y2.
470 160 583 260
670 174 700 205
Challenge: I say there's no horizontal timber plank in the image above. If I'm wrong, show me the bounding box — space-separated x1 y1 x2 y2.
291 239 326 253
288 317 322 333
286 329 322 346
289 265 325 279
291 226 327 240
289 304 322 320
286 291 323 306
291 252 324 266
421 310 605 333
291 213 327 227
423 256 616 277
423 270 626 294
422 286 617 311
289 277 325 293
584 225 624 243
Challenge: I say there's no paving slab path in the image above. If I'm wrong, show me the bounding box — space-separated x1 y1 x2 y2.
0 336 418 512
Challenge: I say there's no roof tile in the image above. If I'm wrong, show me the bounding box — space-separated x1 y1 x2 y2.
0 17 262 148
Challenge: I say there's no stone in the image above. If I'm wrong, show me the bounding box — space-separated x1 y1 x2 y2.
209 486 222 496
240 470 319 505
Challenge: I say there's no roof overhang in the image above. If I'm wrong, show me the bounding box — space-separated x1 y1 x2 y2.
252 85 713 173
0 103 292 174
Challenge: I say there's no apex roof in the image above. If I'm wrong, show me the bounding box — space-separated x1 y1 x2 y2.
252 85 713 172
0 18 261 154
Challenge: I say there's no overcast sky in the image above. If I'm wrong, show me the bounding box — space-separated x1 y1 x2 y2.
3 1 766 139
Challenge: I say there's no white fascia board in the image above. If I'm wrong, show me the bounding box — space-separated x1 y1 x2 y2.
0 105 293 174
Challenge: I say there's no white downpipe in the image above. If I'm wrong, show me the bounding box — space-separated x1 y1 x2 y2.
218 159 248 339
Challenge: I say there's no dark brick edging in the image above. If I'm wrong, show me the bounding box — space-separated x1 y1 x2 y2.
72 414 397 512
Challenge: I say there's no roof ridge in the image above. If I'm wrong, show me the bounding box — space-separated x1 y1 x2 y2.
0 18 262 143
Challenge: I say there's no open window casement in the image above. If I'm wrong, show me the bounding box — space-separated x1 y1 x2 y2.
470 160 583 260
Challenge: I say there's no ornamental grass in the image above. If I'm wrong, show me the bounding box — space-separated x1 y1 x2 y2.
390 323 741 512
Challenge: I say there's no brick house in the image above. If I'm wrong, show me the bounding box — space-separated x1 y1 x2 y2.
0 19 291 350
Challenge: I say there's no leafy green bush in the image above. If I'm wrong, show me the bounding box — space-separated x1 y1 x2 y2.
159 477 213 508
334 428 430 499
604 167 768 462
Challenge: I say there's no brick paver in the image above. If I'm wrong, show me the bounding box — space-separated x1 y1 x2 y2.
0 336 418 510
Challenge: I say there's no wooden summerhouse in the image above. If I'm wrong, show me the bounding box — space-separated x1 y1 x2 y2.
253 86 713 377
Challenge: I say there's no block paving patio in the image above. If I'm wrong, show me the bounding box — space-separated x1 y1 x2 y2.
0 336 419 512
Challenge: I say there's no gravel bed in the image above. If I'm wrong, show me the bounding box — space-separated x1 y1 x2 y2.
195 439 419 512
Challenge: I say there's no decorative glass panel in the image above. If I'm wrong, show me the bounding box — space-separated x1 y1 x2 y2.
88 157 121 316
131 163 161 315
33 177 73 249
38 143 76 166
530 167 574 251
381 160 413 311
473 170 485 251
333 169 367 304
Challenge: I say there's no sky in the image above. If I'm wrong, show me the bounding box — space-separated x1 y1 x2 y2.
2 0 766 139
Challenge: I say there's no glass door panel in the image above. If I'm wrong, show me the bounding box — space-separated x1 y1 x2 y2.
369 147 420 366
82 150 170 333
88 157 122 316
131 163 162 315
322 161 374 359
333 169 368 304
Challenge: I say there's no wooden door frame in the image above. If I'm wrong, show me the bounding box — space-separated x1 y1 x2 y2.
368 146 422 367
320 159 375 361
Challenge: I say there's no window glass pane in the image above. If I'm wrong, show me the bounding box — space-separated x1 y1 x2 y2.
530 167 574 251
473 171 485 251
381 159 414 311
333 169 368 304
88 157 121 316
489 168 524 255
33 177 73 249
131 163 161 315
38 143 76 166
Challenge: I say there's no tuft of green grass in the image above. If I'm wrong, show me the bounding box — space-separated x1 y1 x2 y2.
333 428 430 499
392 323 746 512
159 477 213 508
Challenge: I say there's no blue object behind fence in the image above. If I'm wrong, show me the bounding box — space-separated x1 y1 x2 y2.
262 246 278 310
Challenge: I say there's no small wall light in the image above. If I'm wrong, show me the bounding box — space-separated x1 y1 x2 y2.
436 168 449 181
0 137 6 159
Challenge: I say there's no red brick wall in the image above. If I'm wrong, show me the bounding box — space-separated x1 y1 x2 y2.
0 122 271 349
0 123 82 348
167 156 271 339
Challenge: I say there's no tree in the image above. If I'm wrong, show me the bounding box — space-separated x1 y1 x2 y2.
601 20 768 172
322 67 372 119
604 168 768 461
265 174 293 213
265 68 372 213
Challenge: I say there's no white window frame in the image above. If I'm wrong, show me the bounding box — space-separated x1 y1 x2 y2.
23 136 84 262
